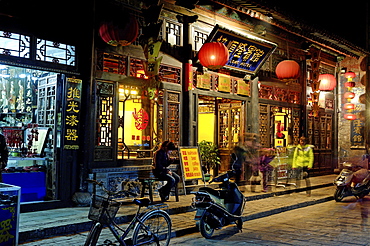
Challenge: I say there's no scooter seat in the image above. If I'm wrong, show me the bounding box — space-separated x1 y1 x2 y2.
199 187 221 197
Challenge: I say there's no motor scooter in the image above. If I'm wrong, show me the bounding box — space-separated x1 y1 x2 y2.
191 166 247 238
334 162 370 201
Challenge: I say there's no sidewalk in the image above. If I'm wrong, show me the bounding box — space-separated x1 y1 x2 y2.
19 174 337 244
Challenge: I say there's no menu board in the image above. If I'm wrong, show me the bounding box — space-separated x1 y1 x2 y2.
179 147 203 180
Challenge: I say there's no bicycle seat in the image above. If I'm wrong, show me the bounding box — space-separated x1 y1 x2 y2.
133 198 151 207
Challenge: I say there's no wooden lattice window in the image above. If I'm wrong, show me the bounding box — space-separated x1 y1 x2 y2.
167 92 180 144
95 82 114 147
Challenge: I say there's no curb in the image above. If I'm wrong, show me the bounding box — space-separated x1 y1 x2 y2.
19 183 334 243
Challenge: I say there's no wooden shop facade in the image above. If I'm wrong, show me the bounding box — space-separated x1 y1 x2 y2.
0 0 367 210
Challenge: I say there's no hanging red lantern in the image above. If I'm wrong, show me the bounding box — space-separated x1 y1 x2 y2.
198 42 229 70
275 60 300 80
344 92 355 99
344 114 356 120
99 22 120 46
344 71 356 79
343 103 355 110
344 81 356 88
99 15 139 46
318 74 336 91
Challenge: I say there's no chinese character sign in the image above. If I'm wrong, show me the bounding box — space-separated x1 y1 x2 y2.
64 78 82 150
208 25 277 74
351 104 365 147
179 147 203 180
0 205 18 246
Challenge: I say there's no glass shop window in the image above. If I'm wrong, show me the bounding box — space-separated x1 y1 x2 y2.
0 64 58 202
165 21 181 46
0 30 76 67
117 84 157 159
194 30 208 51
0 31 30 58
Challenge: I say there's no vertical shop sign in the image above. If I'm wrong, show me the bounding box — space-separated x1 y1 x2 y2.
64 78 82 149
349 86 364 147
351 104 365 147
185 62 193 91
179 147 203 180
0 205 17 245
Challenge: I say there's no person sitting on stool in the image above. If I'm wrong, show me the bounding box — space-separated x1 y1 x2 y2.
152 141 180 202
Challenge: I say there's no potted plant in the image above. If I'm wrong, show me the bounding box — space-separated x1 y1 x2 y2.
198 140 221 181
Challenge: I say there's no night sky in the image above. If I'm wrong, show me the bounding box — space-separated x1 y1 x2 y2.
273 1 368 50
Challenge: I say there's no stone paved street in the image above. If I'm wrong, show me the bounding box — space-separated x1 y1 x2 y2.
20 185 338 245
170 196 370 245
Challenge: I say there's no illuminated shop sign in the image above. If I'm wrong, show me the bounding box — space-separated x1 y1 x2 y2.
64 78 82 150
207 25 277 75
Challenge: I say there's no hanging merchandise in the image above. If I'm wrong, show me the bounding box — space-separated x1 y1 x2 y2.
309 47 321 117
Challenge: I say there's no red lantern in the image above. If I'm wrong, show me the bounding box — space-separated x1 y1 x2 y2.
344 92 355 99
275 60 300 80
343 103 355 110
318 74 336 91
344 114 356 120
198 42 229 70
99 15 139 46
344 82 356 88
344 71 356 79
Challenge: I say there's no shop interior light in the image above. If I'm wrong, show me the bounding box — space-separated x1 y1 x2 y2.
136 69 148 79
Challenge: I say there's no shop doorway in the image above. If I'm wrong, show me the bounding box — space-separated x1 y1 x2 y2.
0 64 59 203
197 95 243 174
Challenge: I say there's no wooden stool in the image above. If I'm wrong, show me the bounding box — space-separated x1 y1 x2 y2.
139 178 179 203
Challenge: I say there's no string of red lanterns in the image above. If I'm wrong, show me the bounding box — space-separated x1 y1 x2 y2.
343 71 357 120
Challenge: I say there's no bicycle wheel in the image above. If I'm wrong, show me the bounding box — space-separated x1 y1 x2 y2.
84 222 103 246
132 210 172 246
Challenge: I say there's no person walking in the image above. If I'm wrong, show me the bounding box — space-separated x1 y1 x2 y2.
152 141 180 202
292 136 314 195
259 148 275 192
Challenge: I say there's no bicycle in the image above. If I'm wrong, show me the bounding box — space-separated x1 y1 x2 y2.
84 179 172 246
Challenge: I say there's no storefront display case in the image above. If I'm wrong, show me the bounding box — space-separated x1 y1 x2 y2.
0 183 20 246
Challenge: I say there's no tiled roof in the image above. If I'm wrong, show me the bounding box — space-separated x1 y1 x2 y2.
211 0 369 58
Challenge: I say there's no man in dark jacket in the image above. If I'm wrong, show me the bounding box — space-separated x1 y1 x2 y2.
0 133 8 182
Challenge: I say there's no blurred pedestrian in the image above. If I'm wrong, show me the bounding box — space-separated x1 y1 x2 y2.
231 145 246 185
259 148 275 192
243 133 260 192
152 141 180 202
292 136 314 195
